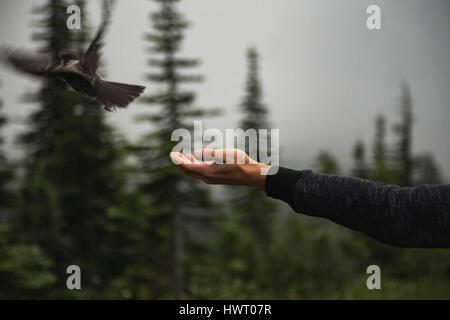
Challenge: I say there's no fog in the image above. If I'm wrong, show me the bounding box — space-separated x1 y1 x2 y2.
1 0 449 179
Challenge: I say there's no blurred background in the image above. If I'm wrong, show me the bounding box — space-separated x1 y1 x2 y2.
0 0 449 299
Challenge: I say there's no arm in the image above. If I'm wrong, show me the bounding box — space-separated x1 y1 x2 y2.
266 166 450 248
170 149 450 248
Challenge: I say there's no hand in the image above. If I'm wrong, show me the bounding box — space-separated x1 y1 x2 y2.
169 149 271 191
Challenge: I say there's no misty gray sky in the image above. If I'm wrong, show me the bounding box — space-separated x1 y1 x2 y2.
1 0 449 180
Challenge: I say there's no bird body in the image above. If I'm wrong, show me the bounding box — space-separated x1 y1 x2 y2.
1 0 145 111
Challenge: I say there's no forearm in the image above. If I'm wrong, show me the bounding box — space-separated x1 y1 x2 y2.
173 150 449 248
263 166 450 248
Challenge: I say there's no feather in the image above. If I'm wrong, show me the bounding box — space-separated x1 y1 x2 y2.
95 80 145 109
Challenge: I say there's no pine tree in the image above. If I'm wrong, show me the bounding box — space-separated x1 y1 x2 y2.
351 140 369 179
413 153 442 185
139 0 215 299
239 47 268 157
0 60 57 301
0 96 14 220
371 114 393 183
313 150 340 174
393 83 414 186
15 0 125 297
215 47 277 294
235 47 276 243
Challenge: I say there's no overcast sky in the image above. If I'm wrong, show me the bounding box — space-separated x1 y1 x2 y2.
1 0 449 180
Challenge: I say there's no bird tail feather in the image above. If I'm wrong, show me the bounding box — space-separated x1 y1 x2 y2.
96 80 145 110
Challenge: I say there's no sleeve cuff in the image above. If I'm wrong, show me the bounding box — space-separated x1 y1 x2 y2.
265 166 305 203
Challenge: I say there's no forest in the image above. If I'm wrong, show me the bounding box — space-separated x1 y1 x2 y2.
0 0 449 299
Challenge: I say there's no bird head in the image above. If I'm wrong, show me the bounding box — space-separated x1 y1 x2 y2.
60 52 79 65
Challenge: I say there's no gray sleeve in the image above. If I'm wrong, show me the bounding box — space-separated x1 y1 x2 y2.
265 166 450 248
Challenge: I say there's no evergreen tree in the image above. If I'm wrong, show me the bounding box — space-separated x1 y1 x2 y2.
239 47 268 158
213 47 277 294
139 0 215 299
413 153 442 185
0 96 14 221
15 0 125 297
393 83 414 186
235 47 275 245
313 150 340 174
0 71 57 301
351 140 369 179
371 115 393 183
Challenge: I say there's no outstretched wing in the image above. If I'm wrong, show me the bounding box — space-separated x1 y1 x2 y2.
1 48 53 76
81 0 114 76
51 63 94 84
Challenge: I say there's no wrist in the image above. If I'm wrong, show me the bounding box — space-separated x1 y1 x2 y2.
242 163 271 191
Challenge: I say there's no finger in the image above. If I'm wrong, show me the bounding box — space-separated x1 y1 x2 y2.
170 152 192 165
186 154 202 164
169 152 183 165
186 154 195 162
194 148 250 164
194 148 227 163
193 148 213 162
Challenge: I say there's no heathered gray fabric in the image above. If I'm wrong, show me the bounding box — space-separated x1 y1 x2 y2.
265 166 450 248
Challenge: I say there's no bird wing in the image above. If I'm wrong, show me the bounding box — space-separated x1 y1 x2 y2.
81 0 114 76
2 48 93 84
1 48 53 76
51 63 94 84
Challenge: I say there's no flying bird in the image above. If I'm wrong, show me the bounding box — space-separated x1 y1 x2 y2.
1 0 145 111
